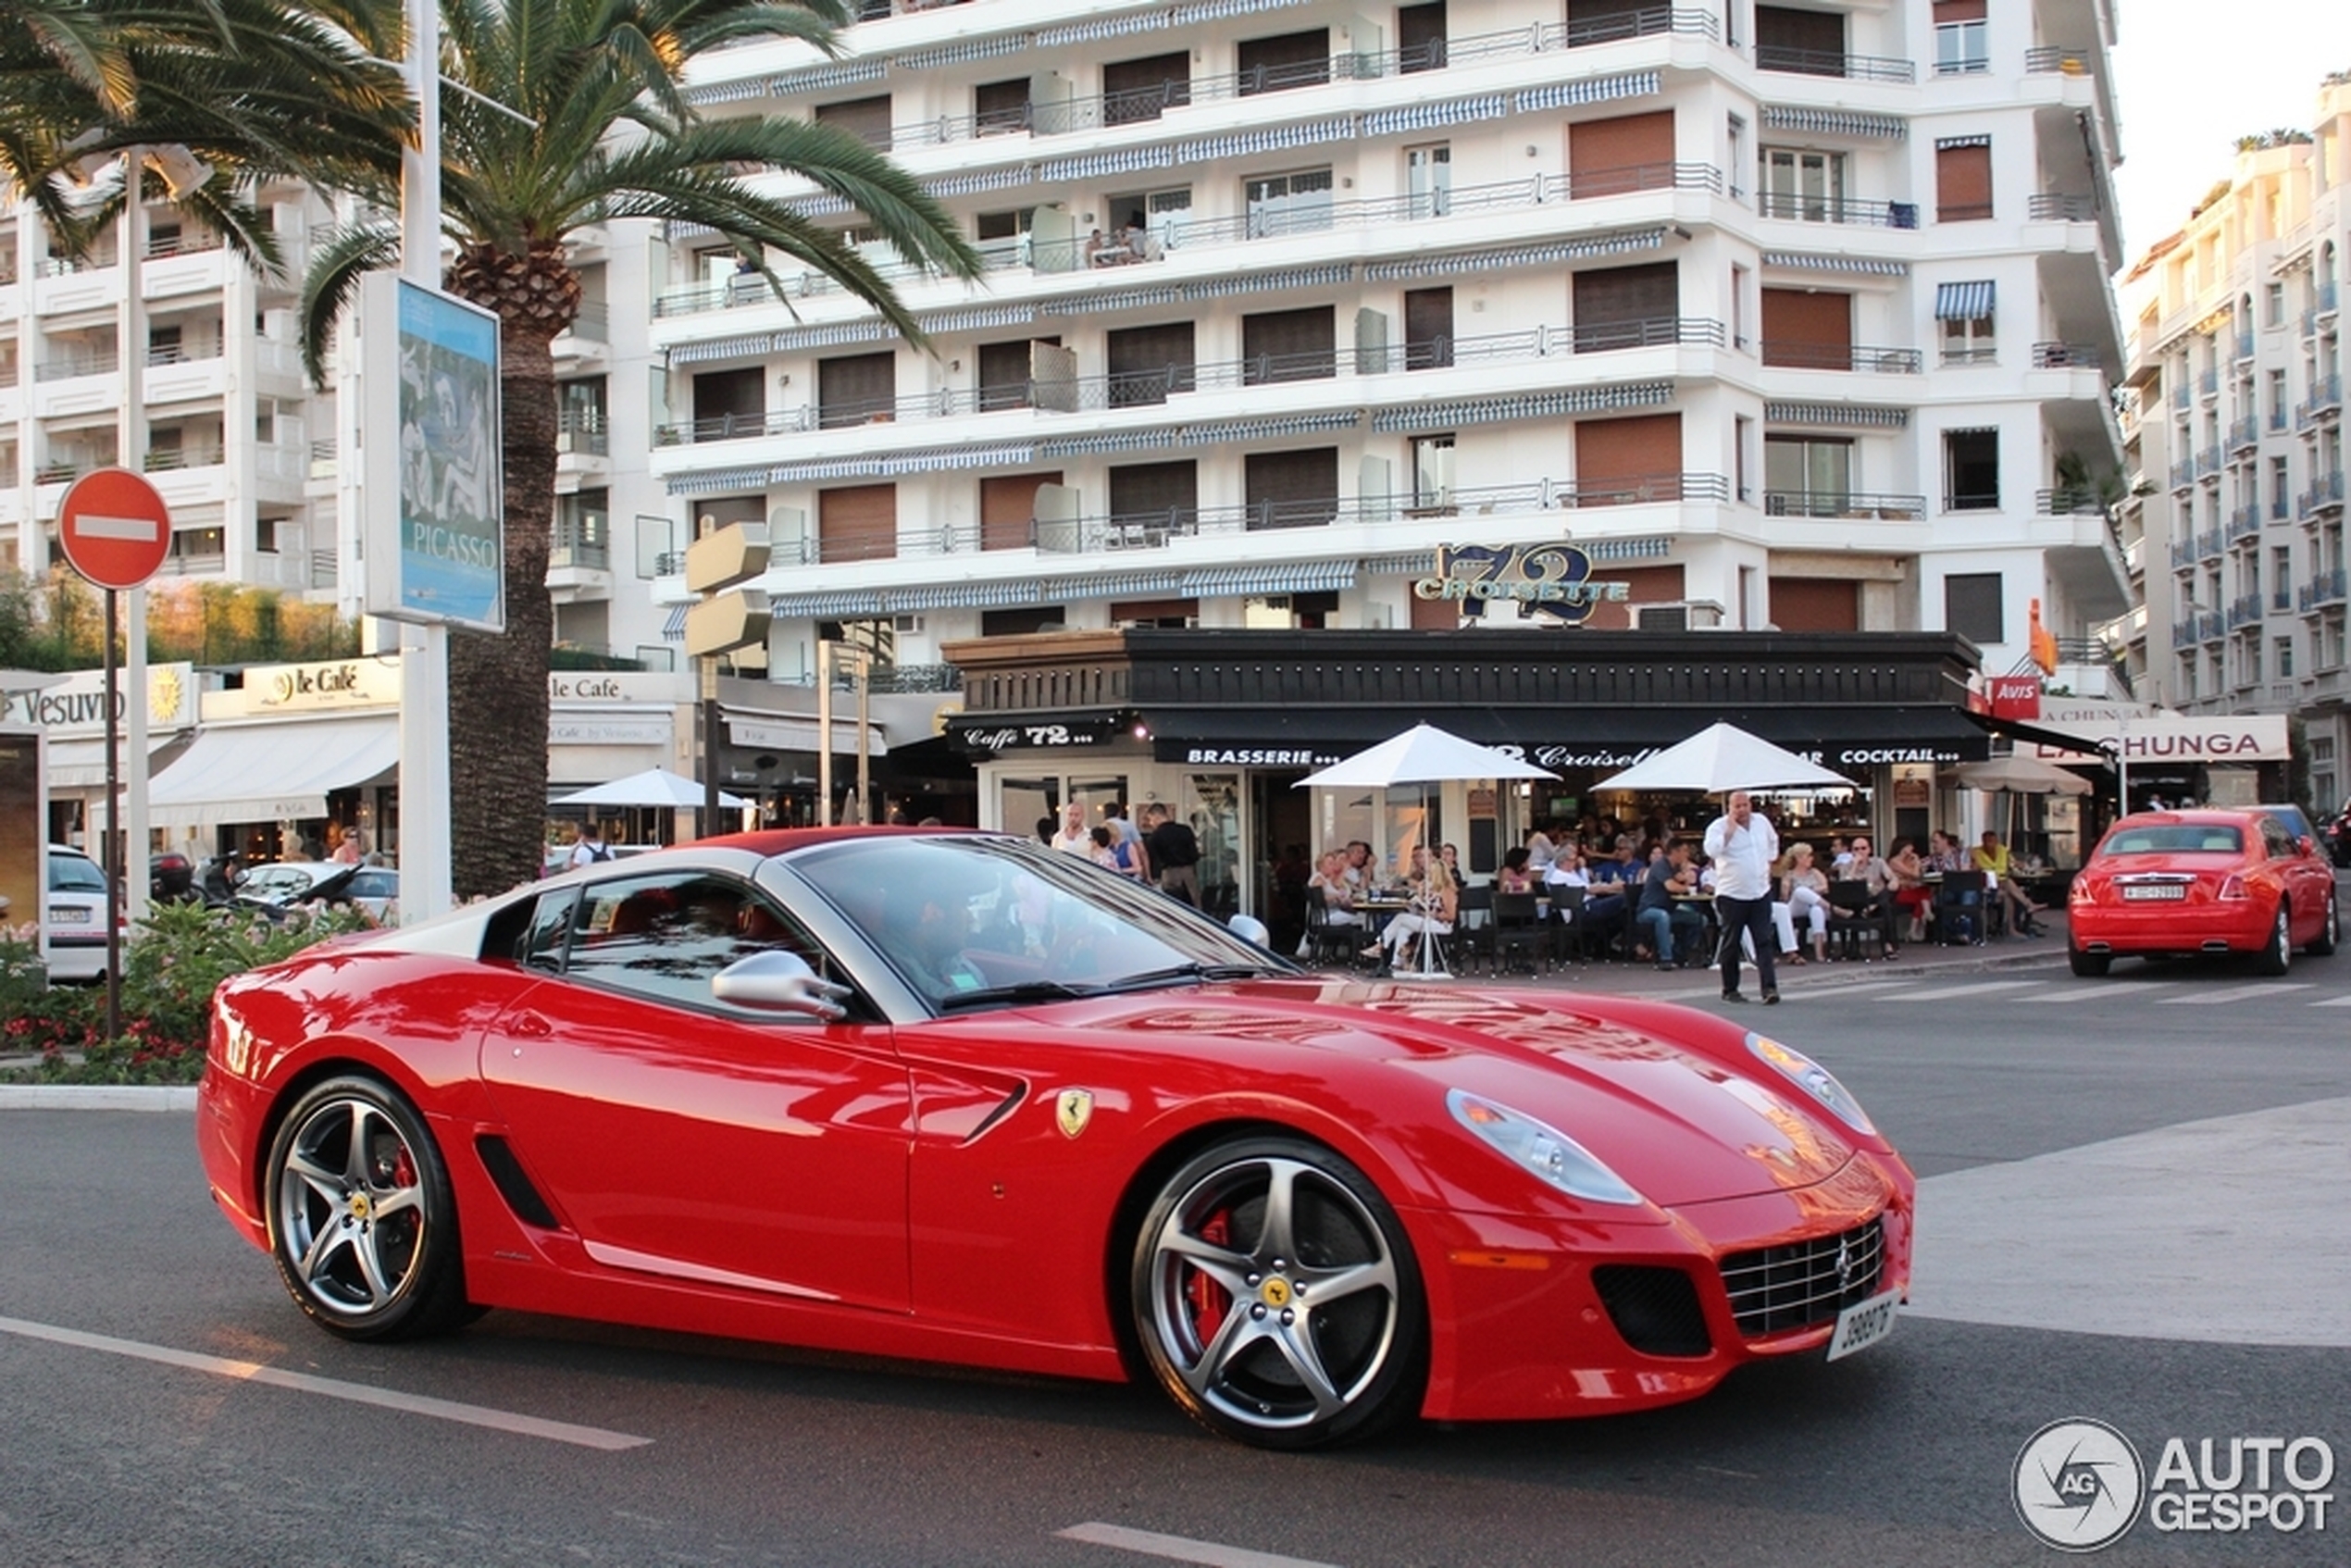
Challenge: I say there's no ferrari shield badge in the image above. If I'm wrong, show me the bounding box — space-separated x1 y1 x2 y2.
1055 1089 1094 1139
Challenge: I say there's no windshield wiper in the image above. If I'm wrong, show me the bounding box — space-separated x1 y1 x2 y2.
1101 962 1287 993
932 980 1099 1013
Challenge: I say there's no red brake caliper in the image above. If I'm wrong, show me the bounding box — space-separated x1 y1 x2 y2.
1186 1210 1231 1343
390 1146 417 1188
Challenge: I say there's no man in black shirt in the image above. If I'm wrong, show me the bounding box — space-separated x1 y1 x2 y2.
1144 803 1201 906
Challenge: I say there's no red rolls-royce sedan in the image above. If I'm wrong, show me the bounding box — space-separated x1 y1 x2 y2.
2068 809 2340 977
199 828 1913 1448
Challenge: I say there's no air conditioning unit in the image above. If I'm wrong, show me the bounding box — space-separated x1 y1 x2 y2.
892 614 925 634
1633 604 1691 631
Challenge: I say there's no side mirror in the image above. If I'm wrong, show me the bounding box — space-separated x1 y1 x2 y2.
712 951 852 1019
2297 835 2317 858
1226 913 1272 949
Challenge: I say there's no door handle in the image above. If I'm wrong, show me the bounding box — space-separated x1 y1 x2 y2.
510 1013 552 1039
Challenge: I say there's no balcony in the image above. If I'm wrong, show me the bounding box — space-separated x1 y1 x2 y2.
2301 569 2349 614
2226 593 2262 630
1759 342 1922 374
2295 375 2343 429
307 439 337 480
1755 45 1915 82
2197 368 2219 402
551 513 610 571
2300 470 2346 518
2035 489 2108 516
2024 45 2095 74
143 230 221 260
2320 280 2340 318
2197 529 2224 561
2026 193 2096 223
556 411 610 455
2171 619 2198 650
1562 6 1721 48
2170 383 2191 412
2227 416 2259 453
2031 342 2102 369
35 348 119 381
2195 445 2223 479
2227 504 2261 542
143 445 223 473
1761 490 1925 519
1756 192 1919 228
2201 610 2227 642
2169 458 2194 491
2236 333 2256 362
2170 538 2197 571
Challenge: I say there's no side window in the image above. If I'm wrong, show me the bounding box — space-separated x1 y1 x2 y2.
561 871 855 1014
522 888 578 971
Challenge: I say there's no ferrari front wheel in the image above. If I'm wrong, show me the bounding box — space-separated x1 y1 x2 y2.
265 1075 470 1341
1133 1137 1425 1449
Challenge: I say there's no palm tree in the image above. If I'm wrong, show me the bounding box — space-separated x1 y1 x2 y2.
302 0 982 896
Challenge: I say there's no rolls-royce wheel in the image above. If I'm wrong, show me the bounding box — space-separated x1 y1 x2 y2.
1132 1137 1424 1450
2252 906 2293 977
265 1075 470 1341
2305 895 2338 957
2068 943 2110 977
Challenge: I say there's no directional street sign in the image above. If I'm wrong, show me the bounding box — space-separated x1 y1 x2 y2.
57 468 173 591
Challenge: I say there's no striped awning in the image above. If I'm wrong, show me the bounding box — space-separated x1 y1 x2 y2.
1760 106 1909 139
764 60 887 96
899 36 1032 69
670 333 775 366
770 590 887 619
795 193 853 218
1039 429 1186 458
666 465 777 498
1361 95 1509 137
1037 12 1176 44
885 579 1044 612
1363 227 1666 280
929 167 1038 197
1184 264 1355 299
1371 381 1673 432
1583 535 1675 561
1042 286 1186 317
1934 280 1996 320
1041 569 1187 600
1760 250 1910 277
1764 402 1911 429
1039 145 1176 182
1179 118 1356 165
762 443 1037 485
1180 560 1359 598
921 304 1038 334
1361 550 1437 576
1514 70 1660 113
771 319 897 351
662 604 689 641
1181 412 1361 443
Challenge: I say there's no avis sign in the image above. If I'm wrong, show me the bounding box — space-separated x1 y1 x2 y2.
1986 676 2042 720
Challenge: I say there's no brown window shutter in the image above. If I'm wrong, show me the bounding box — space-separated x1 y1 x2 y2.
815 95 892 148
1936 143 1993 220
1106 322 1197 406
1241 305 1336 383
1571 262 1679 351
1101 52 1190 124
1574 412 1682 503
818 352 895 428
1760 288 1853 369
818 483 896 564
1932 0 1987 22
1237 30 1329 95
1584 563 1686 629
1109 461 1198 523
1404 287 1454 368
1567 111 1675 197
1244 448 1340 530
1770 578 1861 631
979 472 1063 552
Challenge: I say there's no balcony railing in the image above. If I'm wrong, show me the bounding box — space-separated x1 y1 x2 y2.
1761 490 1925 519
2035 489 2108 516
2236 333 2256 361
1756 192 1919 227
2299 470 2346 517
143 230 222 259
2301 569 2348 613
2227 593 2262 629
2295 375 2343 429
653 168 1726 317
2169 459 2194 490
34 349 119 381
1761 342 1922 373
2170 538 2197 571
2227 504 2261 541
558 302 609 342
2026 193 2096 222
2320 280 2340 317
557 411 611 455
2227 416 2259 452
653 322 1726 443
2024 44 2095 73
37 247 118 275
552 514 610 570
2198 529 2225 560
308 438 336 479
2032 341 2102 369
1562 6 1720 48
1945 491 2001 512
145 342 223 367
2196 445 2223 479
142 445 222 472
2197 368 2220 400
2170 383 2191 411
1755 44 1915 81
2200 610 2226 642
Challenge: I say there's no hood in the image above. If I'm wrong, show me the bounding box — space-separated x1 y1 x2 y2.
1026 977 1859 1210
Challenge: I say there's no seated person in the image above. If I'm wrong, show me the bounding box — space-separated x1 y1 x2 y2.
1635 841 1706 971
1497 847 1536 894
1779 843 1831 963
1885 839 1933 941
1972 831 2046 936
1926 828 1968 875
1366 861 1458 971
1837 835 1900 956
1307 851 1361 927
884 887 989 1002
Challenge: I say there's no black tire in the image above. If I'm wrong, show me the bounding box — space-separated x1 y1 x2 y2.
1131 1136 1426 1450
264 1075 471 1341
2252 905 2292 977
2069 943 2110 977
2307 895 2339 957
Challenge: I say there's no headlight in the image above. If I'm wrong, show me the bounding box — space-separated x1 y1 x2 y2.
1445 1089 1644 1206
1746 1032 1876 1135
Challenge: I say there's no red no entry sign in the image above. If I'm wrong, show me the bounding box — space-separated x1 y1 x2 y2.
58 468 173 591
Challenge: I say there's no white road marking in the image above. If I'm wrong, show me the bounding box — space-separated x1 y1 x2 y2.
1057 1523 1345 1568
0 1315 650 1450
2025 981 2176 1004
1891 978 2046 1002
1758 977 1916 1002
75 512 164 541
2308 994 2351 1007
2158 982 2314 1005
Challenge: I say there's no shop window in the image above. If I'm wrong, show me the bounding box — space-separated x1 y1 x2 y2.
1944 572 2004 644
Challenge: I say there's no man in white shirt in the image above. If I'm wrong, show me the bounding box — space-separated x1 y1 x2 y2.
1050 802 1093 856
1703 790 1782 1004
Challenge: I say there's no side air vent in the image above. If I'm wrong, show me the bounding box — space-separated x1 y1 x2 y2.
475 1135 562 1229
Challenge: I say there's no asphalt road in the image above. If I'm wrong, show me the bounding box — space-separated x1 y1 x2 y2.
4 954 2348 1568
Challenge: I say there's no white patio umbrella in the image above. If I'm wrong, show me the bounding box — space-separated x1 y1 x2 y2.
1954 754 2096 796
1295 725 1555 980
1591 720 1855 794
552 767 751 810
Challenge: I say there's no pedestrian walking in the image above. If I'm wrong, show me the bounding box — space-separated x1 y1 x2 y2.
1703 790 1781 1004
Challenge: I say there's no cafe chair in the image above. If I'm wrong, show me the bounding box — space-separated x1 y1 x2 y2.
1546 885 1589 964
1931 873 1987 946
1453 884 1497 973
1490 891 1549 976
1301 895 1363 969
1823 879 1882 962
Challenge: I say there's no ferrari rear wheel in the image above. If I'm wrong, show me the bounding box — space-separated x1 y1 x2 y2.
2306 895 2338 957
1133 1137 1425 1450
265 1076 470 1341
2254 906 2293 977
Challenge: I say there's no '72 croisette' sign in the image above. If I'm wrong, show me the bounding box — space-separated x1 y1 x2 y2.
1412 542 1630 625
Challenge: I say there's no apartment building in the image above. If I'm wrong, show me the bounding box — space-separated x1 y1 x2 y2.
2116 71 2351 812
0 180 340 593
642 0 2128 691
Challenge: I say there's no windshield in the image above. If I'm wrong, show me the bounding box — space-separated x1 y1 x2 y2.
2102 825 2243 856
788 834 1290 1011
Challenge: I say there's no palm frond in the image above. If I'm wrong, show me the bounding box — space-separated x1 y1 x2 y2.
298 221 401 385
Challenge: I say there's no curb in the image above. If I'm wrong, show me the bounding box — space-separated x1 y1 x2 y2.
0 1085 198 1112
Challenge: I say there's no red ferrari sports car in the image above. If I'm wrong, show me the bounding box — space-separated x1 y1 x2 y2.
198 828 1913 1448
2068 808 2341 977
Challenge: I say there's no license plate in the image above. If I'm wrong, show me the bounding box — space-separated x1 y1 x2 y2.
2122 884 2187 901
49 906 91 924
1825 1288 1901 1362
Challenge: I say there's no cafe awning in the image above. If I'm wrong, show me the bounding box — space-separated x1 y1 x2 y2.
146 716 399 827
43 733 188 790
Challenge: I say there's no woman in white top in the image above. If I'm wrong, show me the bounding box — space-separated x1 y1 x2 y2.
1780 842 1831 963
1306 851 1361 927
1367 860 1458 971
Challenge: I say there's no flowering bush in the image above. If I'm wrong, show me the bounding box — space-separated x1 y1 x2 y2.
0 903 374 1085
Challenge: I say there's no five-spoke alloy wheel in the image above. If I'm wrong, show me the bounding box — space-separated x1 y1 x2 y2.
1133 1137 1424 1449
265 1076 469 1340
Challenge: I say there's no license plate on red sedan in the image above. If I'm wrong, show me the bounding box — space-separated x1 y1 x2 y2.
2122 884 2187 901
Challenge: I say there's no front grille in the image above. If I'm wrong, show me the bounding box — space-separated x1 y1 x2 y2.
1720 1216 1884 1337
1591 1264 1711 1357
